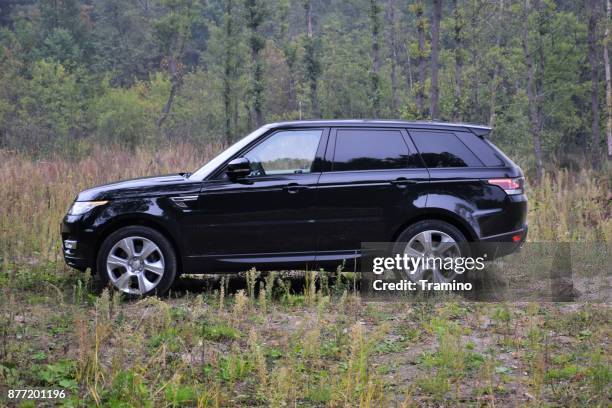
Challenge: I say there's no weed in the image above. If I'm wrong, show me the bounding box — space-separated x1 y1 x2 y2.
217 352 252 383
232 289 248 322
246 267 258 300
102 370 151 406
218 276 225 310
248 327 268 396
201 323 240 342
165 384 198 407
305 270 317 305
38 359 78 391
416 371 450 401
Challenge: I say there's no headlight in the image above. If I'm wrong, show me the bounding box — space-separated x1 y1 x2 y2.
68 201 108 215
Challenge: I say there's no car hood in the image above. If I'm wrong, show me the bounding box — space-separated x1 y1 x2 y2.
76 173 200 201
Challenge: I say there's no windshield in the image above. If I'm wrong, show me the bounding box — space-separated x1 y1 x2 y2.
189 125 270 181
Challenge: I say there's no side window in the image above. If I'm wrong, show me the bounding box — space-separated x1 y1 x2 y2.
454 131 505 166
244 129 322 176
332 129 418 171
410 131 483 168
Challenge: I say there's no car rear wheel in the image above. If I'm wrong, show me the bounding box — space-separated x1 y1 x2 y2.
393 220 469 284
96 226 177 296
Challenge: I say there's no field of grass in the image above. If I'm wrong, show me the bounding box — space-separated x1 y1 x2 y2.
0 146 610 407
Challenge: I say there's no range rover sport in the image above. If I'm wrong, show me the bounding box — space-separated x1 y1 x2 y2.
61 120 528 295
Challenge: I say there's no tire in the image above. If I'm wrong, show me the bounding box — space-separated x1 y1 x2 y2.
392 220 469 283
96 226 177 297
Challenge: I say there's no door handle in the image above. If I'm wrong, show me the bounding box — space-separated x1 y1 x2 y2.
390 178 418 188
282 183 309 193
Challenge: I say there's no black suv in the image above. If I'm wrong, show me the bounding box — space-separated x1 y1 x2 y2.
62 120 527 295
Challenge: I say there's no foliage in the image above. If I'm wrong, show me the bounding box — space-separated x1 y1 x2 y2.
0 0 608 168
94 76 168 149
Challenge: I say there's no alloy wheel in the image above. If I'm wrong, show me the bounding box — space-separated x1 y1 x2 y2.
402 230 462 283
106 236 165 295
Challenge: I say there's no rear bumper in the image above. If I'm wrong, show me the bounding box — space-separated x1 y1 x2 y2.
477 225 528 259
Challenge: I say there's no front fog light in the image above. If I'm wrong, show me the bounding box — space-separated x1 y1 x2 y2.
64 240 77 250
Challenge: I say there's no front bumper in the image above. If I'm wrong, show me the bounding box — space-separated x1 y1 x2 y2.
61 214 96 271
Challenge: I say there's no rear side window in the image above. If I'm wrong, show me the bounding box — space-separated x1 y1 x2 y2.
454 132 505 166
410 130 483 168
332 129 417 171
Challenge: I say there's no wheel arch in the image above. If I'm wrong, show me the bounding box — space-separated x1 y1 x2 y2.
391 210 478 243
94 216 183 275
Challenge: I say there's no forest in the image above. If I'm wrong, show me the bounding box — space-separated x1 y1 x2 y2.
0 0 611 179
1 1 611 406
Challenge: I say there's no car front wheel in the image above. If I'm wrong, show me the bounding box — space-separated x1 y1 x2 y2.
96 226 177 296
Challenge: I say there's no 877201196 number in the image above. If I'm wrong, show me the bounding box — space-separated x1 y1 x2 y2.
7 389 67 399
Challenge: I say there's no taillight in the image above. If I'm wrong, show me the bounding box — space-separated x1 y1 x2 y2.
487 177 524 195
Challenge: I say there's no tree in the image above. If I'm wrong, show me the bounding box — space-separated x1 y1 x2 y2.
303 0 320 118
410 1 428 118
39 0 88 43
90 0 158 87
522 0 544 182
369 0 382 118
245 0 266 127
429 0 441 119
0 0 607 172
153 0 197 130
277 0 298 115
386 0 400 115
452 0 465 122
586 0 601 161
605 0 612 157
222 0 240 144
487 0 506 128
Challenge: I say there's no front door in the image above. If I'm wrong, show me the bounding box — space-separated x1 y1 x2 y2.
187 128 328 271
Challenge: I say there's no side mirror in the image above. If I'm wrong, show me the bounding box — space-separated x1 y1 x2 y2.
226 157 251 180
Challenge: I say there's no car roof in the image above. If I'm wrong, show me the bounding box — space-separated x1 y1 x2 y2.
265 119 492 136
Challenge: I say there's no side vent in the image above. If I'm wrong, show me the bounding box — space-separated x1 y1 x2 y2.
170 195 198 208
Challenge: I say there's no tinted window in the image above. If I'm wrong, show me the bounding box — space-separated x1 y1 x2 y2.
410 131 483 168
454 132 505 166
333 129 417 171
244 129 322 176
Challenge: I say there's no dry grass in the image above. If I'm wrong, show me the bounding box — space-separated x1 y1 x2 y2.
1 145 609 267
0 143 221 265
527 167 611 242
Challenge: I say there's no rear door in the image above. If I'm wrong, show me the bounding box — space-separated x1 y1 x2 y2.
314 127 429 266
407 129 522 238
